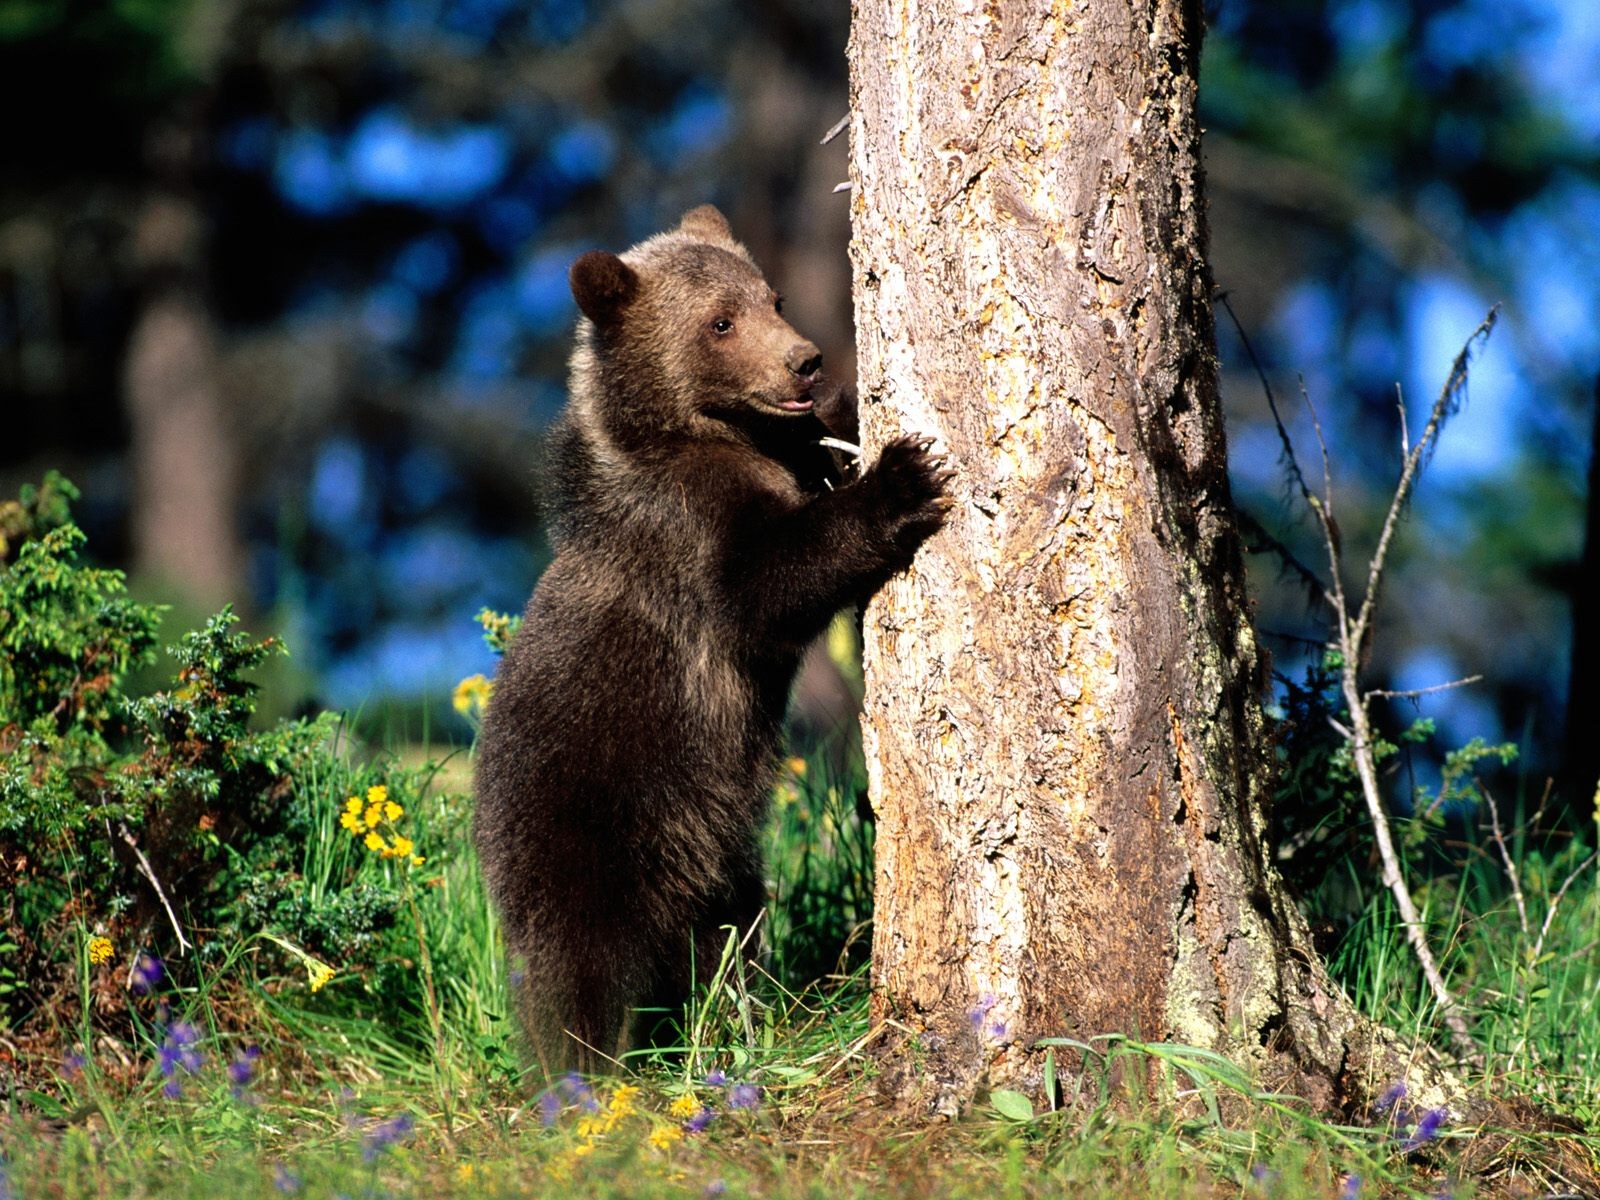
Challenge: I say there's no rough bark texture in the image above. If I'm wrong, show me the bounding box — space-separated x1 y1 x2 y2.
848 0 1404 1116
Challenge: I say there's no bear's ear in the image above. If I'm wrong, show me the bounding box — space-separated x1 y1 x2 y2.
569 251 639 328
678 204 733 243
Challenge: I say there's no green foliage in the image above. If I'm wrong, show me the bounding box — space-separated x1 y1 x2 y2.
0 478 476 1051
3 473 1597 1199
474 607 522 654
1268 653 1523 937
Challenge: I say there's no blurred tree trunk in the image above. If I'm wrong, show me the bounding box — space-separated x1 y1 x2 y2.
1563 374 1600 816
847 0 1441 1116
124 119 242 611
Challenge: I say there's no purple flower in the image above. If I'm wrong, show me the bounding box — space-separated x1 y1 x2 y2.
1402 1107 1447 1150
158 1021 203 1083
727 1083 761 1111
704 1182 726 1197
62 1051 87 1080
131 954 165 994
1339 1175 1361 1199
361 1113 414 1162
1375 1082 1406 1113
229 1045 262 1097
703 1069 727 1088
163 1078 183 1100
1250 1163 1276 1185
538 1090 562 1127
271 1163 301 1194
558 1071 596 1109
684 1107 716 1134
968 993 997 1031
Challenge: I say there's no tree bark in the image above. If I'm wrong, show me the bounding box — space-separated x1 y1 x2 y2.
847 0 1428 1116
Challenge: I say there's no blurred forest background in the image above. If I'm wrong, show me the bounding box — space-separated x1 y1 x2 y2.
3 0 1597 819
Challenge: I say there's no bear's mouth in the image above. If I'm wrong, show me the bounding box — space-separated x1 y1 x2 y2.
773 396 815 413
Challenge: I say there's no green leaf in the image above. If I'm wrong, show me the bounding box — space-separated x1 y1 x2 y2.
989 1089 1034 1123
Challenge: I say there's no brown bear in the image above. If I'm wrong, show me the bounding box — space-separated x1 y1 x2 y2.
473 205 950 1075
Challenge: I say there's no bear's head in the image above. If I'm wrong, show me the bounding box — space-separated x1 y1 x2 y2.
568 206 824 432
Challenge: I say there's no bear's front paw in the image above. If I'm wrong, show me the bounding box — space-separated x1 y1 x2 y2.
867 434 955 554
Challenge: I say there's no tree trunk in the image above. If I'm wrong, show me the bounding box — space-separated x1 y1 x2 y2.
124 122 243 613
847 0 1427 1116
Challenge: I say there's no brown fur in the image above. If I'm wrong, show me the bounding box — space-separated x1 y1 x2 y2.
473 206 949 1075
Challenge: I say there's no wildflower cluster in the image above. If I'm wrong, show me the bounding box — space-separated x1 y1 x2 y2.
665 1069 763 1137
475 606 522 653
452 673 492 718
86 936 112 965
540 1077 711 1177
157 1020 203 1099
339 784 423 866
572 1082 640 1157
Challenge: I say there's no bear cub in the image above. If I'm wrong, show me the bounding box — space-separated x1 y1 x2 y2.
473 205 951 1074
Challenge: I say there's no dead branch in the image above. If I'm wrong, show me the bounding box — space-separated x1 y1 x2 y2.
1291 313 1501 1067
113 819 192 957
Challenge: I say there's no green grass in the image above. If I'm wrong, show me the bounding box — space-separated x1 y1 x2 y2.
3 732 1599 1199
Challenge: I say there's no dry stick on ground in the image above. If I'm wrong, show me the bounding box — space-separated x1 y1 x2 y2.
1226 296 1497 1064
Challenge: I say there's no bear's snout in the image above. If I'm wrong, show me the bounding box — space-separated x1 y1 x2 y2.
786 343 823 381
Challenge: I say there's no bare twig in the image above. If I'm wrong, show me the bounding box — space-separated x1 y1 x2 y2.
1480 779 1530 939
1531 851 1599 965
1365 675 1484 702
1236 509 1329 607
1219 293 1316 508
820 112 850 145
1352 308 1497 652
114 820 192 957
1396 383 1410 460
1298 313 1500 1067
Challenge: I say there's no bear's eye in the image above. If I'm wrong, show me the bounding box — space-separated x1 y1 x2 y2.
773 295 784 314
711 317 734 336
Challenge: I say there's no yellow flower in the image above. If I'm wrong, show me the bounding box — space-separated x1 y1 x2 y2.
87 936 113 964
383 800 403 822
386 835 415 860
364 831 387 853
455 1164 474 1182
667 1093 700 1119
340 811 363 834
345 796 363 814
410 855 425 867
365 805 384 830
366 784 388 806
452 674 493 716
647 1125 683 1150
575 1115 604 1140
786 756 807 777
309 962 335 992
571 1140 596 1158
